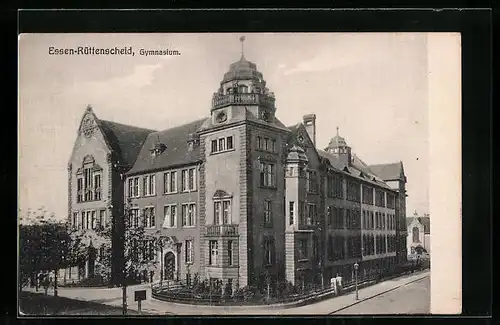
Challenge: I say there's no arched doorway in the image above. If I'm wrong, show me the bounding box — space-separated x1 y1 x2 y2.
164 252 175 280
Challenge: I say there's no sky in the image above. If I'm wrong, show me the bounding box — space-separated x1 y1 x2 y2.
19 33 431 220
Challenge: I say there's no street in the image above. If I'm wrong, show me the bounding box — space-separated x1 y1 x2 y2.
20 270 430 315
332 276 430 314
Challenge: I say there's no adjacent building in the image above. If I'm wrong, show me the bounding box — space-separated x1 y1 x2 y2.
66 47 408 290
406 212 430 255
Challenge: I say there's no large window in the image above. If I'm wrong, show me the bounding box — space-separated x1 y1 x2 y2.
185 240 193 264
333 236 345 260
307 204 317 225
362 185 373 205
209 240 218 265
306 171 318 193
259 162 276 187
346 180 360 202
327 174 343 198
128 208 140 228
298 239 308 260
211 136 234 153
128 177 140 198
375 189 385 207
181 168 197 192
163 205 177 228
257 136 277 152
77 164 102 203
264 200 272 226
214 199 231 225
164 171 177 194
144 207 156 228
143 174 156 196
93 173 102 200
412 227 420 243
98 210 106 229
263 237 274 265
387 193 396 209
182 203 196 227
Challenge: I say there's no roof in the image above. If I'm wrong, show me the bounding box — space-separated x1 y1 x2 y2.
407 216 430 234
368 162 404 181
97 119 156 168
126 118 207 175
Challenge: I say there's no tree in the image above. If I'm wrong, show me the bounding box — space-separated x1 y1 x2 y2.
18 208 85 296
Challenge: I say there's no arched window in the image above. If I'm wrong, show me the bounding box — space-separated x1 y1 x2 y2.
412 227 420 243
238 84 248 93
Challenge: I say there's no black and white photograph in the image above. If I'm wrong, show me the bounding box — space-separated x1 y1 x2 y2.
18 32 462 316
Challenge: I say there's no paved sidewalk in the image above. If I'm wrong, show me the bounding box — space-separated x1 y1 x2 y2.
22 270 429 315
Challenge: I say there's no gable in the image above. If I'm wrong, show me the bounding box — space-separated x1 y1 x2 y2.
286 123 321 165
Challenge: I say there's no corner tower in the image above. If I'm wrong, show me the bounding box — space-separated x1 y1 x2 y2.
198 36 290 289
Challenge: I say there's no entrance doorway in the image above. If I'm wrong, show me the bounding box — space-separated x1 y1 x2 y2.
164 252 175 280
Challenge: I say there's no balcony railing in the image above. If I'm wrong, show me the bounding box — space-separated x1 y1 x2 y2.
212 93 275 110
205 224 239 237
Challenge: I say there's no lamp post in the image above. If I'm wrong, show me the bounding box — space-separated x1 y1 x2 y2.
354 262 359 300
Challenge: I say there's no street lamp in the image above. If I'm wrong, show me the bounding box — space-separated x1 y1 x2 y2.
354 262 359 300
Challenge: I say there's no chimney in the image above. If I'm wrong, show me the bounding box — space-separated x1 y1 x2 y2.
302 114 316 147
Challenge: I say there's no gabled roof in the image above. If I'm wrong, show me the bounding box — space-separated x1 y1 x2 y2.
368 162 405 181
126 118 207 175
96 119 156 168
407 216 430 234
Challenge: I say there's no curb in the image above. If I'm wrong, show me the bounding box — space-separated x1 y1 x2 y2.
327 273 429 314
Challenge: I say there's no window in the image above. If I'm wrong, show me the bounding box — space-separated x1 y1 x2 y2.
306 171 318 193
142 174 156 196
375 189 385 207
257 136 276 152
298 239 308 260
164 171 177 193
98 210 105 229
81 212 85 229
130 208 140 228
412 227 420 243
128 177 140 197
93 173 101 200
263 237 274 265
144 207 155 228
72 212 78 229
307 204 317 225
333 236 345 260
346 180 360 202
387 193 395 209
86 211 91 229
209 240 218 265
371 211 374 229
264 200 272 226
228 240 233 266
83 168 93 201
181 168 197 192
362 185 373 205
185 240 193 264
289 201 295 225
327 235 334 260
212 136 234 153
214 199 231 224
259 162 276 187
182 203 196 227
77 178 83 203
163 205 177 228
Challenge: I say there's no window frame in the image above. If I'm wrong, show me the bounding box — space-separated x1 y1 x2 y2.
211 136 235 154
163 204 177 228
181 202 197 227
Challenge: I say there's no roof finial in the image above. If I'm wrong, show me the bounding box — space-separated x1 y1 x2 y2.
86 104 93 112
336 126 339 137
239 36 246 59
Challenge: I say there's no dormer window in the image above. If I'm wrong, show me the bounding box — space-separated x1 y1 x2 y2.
150 140 166 157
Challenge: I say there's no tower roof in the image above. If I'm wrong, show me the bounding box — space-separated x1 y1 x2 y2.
222 56 263 83
327 127 349 148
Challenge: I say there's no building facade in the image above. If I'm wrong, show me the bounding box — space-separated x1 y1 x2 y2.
406 212 430 255
67 49 408 290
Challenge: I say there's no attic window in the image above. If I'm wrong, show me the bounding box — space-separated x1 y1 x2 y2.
359 172 365 178
343 166 350 173
372 177 377 182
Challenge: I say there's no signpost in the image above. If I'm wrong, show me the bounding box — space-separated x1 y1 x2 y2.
135 289 147 314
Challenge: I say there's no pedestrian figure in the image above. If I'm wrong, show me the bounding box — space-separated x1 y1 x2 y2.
335 273 342 295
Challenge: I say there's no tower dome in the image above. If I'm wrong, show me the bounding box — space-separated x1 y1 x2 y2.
222 56 264 83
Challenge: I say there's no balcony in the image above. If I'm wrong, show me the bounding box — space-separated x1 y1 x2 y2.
205 224 239 237
212 93 275 110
